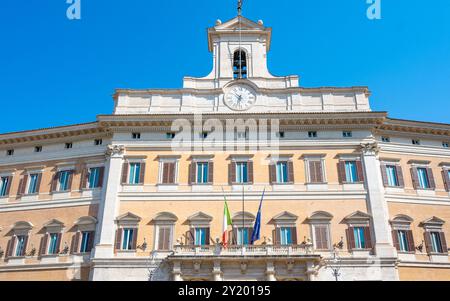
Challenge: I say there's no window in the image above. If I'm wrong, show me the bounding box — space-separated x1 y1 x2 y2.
166 132 176 139
128 163 141 185
443 142 449 148
35 146 42 153
79 232 93 253
196 162 209 184
397 230 409 252
15 235 27 257
94 139 103 146
417 168 430 189
237 227 250 246
276 132 285 138
343 131 352 138
276 162 288 183
353 227 366 249
236 131 248 139
200 132 208 139
194 228 208 246
308 131 318 138
6 149 14 156
48 233 59 255
344 161 358 183
385 165 399 187
161 161 176 184
28 174 39 194
382 136 391 143
412 139 420 145
121 228 135 251
308 160 324 183
58 170 71 191
313 224 330 250
65 143 73 149
0 176 10 197
430 232 443 253
280 227 293 245
233 49 247 79
88 167 101 189
157 226 172 251
236 162 249 183
132 133 141 140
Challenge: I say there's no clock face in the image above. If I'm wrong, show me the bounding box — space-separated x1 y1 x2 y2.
224 85 256 111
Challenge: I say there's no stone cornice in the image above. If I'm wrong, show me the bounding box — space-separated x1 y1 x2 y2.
376 118 450 137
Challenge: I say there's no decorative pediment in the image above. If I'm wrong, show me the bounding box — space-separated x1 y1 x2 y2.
152 212 178 223
271 211 298 223
342 211 371 223
420 216 445 228
187 212 213 223
12 221 33 231
232 211 255 223
74 216 98 226
116 212 142 223
390 215 413 225
214 16 265 31
43 219 65 229
306 211 333 223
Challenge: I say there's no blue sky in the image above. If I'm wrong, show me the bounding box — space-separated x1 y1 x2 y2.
1 0 449 133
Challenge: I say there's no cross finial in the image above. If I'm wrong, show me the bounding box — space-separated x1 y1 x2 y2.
237 0 243 16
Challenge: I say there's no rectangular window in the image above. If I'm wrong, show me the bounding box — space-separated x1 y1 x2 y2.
397 230 409 252
7 149 14 156
443 142 449 148
430 232 443 253
28 174 39 194
0 176 10 197
196 162 209 184
417 168 430 189
132 133 141 139
280 227 293 245
158 227 172 251
412 139 420 145
236 131 248 139
94 139 103 146
65 143 73 149
308 160 324 183
35 146 42 153
313 225 330 250
381 136 391 143
343 131 353 138
58 171 71 192
15 235 27 257
200 132 208 139
276 162 288 183
166 132 176 139
353 227 366 249
308 131 318 138
276 132 285 138
48 233 59 255
80 232 92 253
235 162 249 183
161 162 176 184
344 161 358 183
88 167 101 189
194 228 208 246
128 163 141 185
386 165 399 187
237 228 250 246
121 228 135 250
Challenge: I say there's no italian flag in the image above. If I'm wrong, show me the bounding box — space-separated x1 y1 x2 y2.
222 199 233 247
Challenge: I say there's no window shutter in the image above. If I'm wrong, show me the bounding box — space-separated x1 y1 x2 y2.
131 228 138 250
291 227 298 245
356 160 365 182
392 230 400 250
162 163 169 184
6 236 15 258
337 161 346 184
208 162 214 184
426 168 436 190
186 229 195 245
55 233 62 254
229 162 236 185
205 228 211 245
5 176 12 196
121 163 129 184
269 164 276 184
316 161 323 183
272 229 281 246
115 229 123 250
65 171 73 191
51 173 59 192
424 232 433 254
442 169 450 192
410 168 419 189
309 161 317 183
247 227 253 244
80 168 88 190
39 234 48 256
87 232 95 252
98 167 105 188
364 227 373 249
288 161 295 183
139 163 146 184
189 163 196 184
396 166 405 188
35 173 42 194
248 161 254 183
232 228 238 245
229 229 235 245
346 228 355 250
380 165 389 187
71 232 81 254
20 236 28 257
439 232 448 254
315 225 328 250
406 230 415 253
17 175 26 196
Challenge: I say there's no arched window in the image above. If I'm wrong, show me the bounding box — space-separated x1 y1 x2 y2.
233 49 247 79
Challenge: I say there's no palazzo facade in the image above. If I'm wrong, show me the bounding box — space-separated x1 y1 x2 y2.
0 16 450 281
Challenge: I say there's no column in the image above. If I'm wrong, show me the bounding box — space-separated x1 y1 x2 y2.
212 260 223 281
173 261 183 281
360 142 397 258
91 145 125 260
266 261 276 281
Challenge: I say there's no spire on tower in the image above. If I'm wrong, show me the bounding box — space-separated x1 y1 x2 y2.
237 0 243 16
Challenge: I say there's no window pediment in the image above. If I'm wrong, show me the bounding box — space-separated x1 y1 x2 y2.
271 211 298 224
43 219 65 228
152 212 178 223
74 216 98 226
187 212 213 223
12 221 33 231
420 216 445 228
116 212 142 225
342 211 371 225
306 211 333 223
232 211 255 224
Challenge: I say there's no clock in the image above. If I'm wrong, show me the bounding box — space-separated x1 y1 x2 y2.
224 85 256 111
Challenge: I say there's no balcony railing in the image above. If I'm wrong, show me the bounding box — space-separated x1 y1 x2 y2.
172 243 315 257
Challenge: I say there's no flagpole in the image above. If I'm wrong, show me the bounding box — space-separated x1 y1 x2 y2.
242 185 245 244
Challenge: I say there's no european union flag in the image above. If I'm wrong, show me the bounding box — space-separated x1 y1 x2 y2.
251 189 265 245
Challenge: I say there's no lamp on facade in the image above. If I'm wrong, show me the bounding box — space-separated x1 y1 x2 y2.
327 247 342 281
138 238 148 251
0 247 4 258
